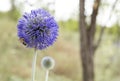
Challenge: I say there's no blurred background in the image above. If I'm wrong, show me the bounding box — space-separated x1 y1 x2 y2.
0 0 120 81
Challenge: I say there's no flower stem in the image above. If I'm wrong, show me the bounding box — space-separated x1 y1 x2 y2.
45 70 49 81
31 49 38 81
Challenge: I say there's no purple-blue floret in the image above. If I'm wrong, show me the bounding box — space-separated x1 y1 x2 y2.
17 9 58 50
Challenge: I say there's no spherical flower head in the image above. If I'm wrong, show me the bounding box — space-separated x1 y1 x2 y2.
41 56 55 70
17 9 58 50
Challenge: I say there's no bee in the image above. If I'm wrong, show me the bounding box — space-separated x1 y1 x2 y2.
19 38 27 46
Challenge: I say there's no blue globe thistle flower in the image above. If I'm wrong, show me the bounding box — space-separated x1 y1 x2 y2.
17 9 58 50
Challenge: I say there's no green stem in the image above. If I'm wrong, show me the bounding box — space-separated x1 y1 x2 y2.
45 70 49 81
31 49 38 81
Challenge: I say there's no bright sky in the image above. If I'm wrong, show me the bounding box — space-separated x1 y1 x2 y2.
0 0 119 27
0 0 11 11
55 0 79 20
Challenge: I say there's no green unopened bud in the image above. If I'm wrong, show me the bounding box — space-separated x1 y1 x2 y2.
41 56 55 70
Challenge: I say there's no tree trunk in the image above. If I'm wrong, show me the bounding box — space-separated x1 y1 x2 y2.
80 46 94 81
79 0 100 81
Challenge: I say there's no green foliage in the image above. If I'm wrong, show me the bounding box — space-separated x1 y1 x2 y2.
106 26 119 35
8 9 20 21
59 19 78 31
0 12 9 18
106 25 120 41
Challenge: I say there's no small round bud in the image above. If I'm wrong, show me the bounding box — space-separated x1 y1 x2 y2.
41 56 55 70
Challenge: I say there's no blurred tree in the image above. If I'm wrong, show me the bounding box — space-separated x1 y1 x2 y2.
79 0 118 81
8 0 20 21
